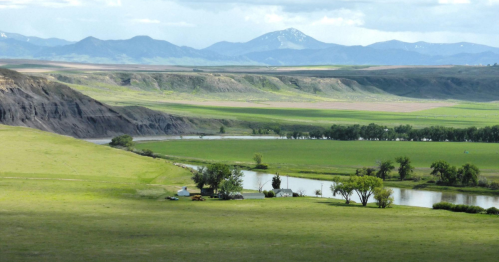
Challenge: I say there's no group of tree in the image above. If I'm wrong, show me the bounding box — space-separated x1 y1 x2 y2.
285 123 499 143
331 176 392 208
430 161 480 186
191 163 244 199
355 157 414 181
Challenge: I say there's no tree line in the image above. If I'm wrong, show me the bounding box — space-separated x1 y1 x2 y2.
284 123 499 143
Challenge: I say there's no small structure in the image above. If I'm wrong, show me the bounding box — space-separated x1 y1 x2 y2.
272 189 293 197
177 186 190 197
242 193 265 200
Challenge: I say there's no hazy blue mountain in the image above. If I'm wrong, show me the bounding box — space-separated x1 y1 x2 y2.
368 40 499 56
204 28 335 56
34 36 254 65
0 31 73 47
245 46 499 66
0 38 43 58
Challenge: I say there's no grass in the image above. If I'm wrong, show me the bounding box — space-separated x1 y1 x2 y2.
135 139 499 195
1 125 499 261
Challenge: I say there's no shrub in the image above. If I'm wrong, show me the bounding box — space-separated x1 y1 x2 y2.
256 164 269 169
413 175 422 182
109 134 134 148
141 149 154 157
266 190 275 198
433 202 454 210
478 177 489 188
486 207 499 215
263 190 268 197
427 180 436 184
490 182 499 190
465 205 484 214
374 187 394 208
292 192 299 197
451 204 469 212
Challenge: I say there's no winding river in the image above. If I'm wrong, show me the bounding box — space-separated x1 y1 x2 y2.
184 164 499 209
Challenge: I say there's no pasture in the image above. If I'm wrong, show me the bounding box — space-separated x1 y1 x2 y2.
1 125 499 261
135 139 499 179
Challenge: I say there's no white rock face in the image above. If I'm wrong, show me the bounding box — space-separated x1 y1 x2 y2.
177 186 190 197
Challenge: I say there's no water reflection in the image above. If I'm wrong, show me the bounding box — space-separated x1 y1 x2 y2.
86 135 284 145
185 164 499 209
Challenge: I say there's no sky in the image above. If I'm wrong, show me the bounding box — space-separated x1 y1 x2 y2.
0 0 499 48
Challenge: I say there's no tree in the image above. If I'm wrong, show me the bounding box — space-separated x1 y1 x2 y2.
459 163 480 186
430 160 451 181
253 153 263 166
330 177 355 204
395 156 414 181
218 167 244 200
315 189 322 197
191 168 207 192
374 187 394 208
351 176 383 206
272 173 281 189
109 134 134 148
257 177 270 193
376 160 395 181
220 126 226 134
205 163 231 193
356 167 376 177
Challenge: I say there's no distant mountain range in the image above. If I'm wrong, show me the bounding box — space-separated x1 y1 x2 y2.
1 28 499 66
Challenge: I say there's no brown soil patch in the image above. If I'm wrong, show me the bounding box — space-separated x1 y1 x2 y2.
166 101 456 113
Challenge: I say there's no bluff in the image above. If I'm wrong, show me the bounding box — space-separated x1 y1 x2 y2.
0 69 192 138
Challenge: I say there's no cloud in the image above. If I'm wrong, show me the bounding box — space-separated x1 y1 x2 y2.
131 18 161 24
438 0 470 4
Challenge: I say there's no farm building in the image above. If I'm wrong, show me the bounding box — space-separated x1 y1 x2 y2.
242 193 265 199
272 189 293 197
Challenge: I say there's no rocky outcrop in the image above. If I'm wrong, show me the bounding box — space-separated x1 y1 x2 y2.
0 69 192 138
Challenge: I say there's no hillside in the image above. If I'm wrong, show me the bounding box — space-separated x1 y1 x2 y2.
47 67 499 102
0 68 198 138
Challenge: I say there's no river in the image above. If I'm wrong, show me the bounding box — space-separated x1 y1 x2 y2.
85 135 284 145
184 164 499 209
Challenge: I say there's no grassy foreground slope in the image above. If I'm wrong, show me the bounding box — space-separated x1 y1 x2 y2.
1 125 498 261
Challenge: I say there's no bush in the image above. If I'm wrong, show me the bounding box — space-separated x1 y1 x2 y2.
433 202 454 210
427 180 436 184
478 177 489 187
293 192 299 197
451 204 469 212
374 187 394 208
486 207 499 215
256 164 269 169
109 134 134 148
141 149 154 157
490 182 499 190
266 190 275 198
413 175 422 182
263 190 268 197
465 205 485 214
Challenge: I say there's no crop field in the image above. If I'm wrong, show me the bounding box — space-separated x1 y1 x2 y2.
136 139 499 178
1 125 498 261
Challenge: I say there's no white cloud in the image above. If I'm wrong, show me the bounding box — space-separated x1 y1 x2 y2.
132 18 161 24
164 21 196 27
438 0 470 4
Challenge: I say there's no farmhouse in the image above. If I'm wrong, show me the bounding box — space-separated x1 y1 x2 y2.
272 189 293 197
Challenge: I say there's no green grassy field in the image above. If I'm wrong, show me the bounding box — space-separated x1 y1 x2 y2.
136 139 499 174
1 125 499 261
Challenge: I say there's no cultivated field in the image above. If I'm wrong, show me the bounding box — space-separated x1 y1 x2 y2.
135 139 499 180
0 125 498 261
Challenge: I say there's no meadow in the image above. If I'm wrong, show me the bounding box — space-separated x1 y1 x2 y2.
136 139 499 174
1 126 499 261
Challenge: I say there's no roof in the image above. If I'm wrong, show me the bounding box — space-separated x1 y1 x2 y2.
242 193 265 197
272 189 293 193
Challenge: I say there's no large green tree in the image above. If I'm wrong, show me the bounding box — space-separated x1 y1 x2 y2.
272 173 281 189
395 156 414 181
376 160 395 181
205 163 231 193
351 176 383 206
219 167 244 200
430 160 451 181
459 163 480 186
330 177 355 204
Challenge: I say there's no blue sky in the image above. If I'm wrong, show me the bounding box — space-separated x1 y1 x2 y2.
0 0 498 48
